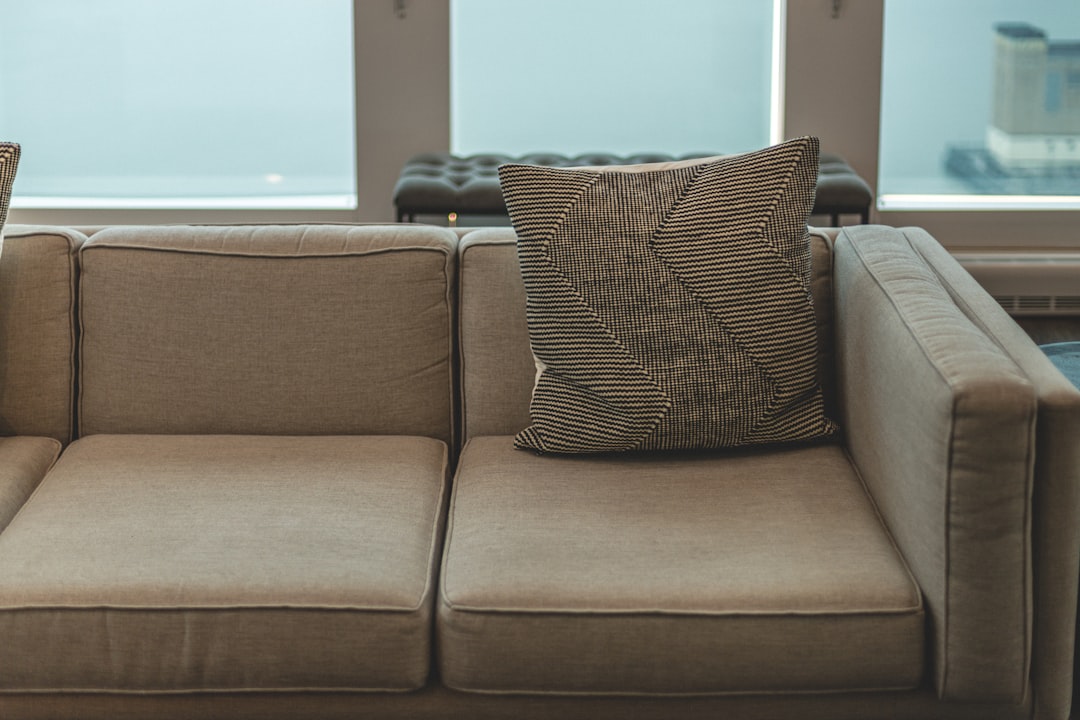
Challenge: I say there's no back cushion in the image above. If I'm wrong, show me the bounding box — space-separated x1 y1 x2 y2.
79 225 456 443
0 227 82 444
459 228 836 442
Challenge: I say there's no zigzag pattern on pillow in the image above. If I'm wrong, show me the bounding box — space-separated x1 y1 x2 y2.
0 143 20 231
501 137 837 454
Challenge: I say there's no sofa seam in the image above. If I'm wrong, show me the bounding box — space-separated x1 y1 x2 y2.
81 221 457 256
65 232 81 445
457 243 472 444
79 242 453 260
0 685 422 695
75 245 87 437
440 681 923 698
413 441 451 617
444 243 460 455
439 603 924 617
0 604 431 612
437 438 466 612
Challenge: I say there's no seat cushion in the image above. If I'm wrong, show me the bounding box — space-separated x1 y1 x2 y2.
438 436 924 695
0 434 448 693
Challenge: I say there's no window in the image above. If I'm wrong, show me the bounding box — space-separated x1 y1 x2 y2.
1 0 355 209
450 0 782 157
878 0 1080 210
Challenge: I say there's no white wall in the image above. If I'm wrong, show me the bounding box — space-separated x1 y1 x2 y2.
784 0 882 206
354 0 449 223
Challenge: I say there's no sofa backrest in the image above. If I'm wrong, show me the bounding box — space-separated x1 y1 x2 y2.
77 225 457 444
0 226 82 444
457 227 838 442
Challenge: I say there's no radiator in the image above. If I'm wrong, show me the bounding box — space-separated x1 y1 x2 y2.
954 253 1080 316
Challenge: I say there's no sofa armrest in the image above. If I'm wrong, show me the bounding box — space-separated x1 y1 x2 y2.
834 225 1039 704
905 227 1080 720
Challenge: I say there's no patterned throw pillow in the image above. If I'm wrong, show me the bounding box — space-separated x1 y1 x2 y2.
0 143 18 235
500 136 837 454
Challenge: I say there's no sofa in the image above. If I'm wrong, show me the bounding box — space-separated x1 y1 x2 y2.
0 221 1076 720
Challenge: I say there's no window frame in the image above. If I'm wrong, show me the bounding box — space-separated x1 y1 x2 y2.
7 0 1080 251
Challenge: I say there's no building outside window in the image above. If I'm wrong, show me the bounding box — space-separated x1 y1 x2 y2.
878 0 1080 210
987 23 1080 172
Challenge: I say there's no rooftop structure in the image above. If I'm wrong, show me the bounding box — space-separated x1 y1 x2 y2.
991 22 1080 167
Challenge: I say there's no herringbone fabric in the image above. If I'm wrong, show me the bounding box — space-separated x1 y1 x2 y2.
0 143 19 231
500 137 837 453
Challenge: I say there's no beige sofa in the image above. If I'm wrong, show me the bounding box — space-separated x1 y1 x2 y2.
0 222 1076 720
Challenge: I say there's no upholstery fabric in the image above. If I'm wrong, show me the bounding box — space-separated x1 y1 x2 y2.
833 225 1037 703
457 230 536 440
0 434 449 692
457 227 838 442
0 227 82 444
0 144 18 436
77 225 457 443
0 684 1037 720
901 227 1080 720
439 436 924 695
496 137 835 452
0 436 62 535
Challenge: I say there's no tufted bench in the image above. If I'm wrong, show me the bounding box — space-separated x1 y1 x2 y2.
393 151 873 225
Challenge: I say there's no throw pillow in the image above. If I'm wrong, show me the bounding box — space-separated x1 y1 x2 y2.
500 136 837 454
0 143 18 235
